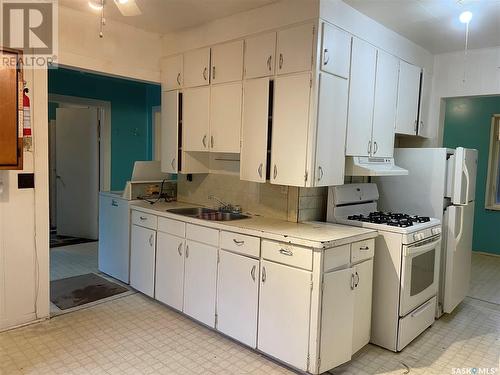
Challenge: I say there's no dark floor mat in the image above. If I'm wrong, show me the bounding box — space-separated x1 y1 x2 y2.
50 233 97 248
50 273 128 310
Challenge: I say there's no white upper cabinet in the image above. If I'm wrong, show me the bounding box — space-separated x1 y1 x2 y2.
417 70 432 138
240 78 270 183
271 73 311 187
183 47 211 88
276 23 315 75
371 51 399 158
183 86 210 152
244 32 276 79
346 38 377 157
320 23 352 79
210 82 242 153
161 54 183 91
395 60 422 135
211 40 244 84
160 90 179 173
314 73 349 186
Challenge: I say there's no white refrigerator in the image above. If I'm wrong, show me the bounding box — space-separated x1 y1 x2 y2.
375 147 478 317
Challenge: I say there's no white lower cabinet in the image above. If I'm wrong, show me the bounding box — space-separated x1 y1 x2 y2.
258 260 312 371
217 250 259 347
155 232 185 311
130 224 156 297
352 259 374 354
183 239 218 327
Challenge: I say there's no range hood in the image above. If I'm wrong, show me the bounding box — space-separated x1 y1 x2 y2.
345 156 408 176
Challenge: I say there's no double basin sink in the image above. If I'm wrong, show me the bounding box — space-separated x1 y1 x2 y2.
167 207 249 222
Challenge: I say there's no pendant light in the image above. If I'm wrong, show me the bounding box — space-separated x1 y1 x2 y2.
459 11 472 83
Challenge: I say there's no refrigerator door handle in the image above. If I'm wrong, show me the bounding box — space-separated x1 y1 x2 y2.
463 160 470 204
455 206 464 248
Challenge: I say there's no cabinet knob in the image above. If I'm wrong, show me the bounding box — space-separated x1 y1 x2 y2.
177 242 183 256
367 140 372 155
233 239 245 246
202 134 207 148
279 248 293 256
171 158 176 171
267 55 272 71
359 246 370 251
355 271 360 288
279 53 283 70
351 273 356 290
149 234 154 247
185 245 189 258
140 216 147 221
317 166 324 181
258 163 263 178
323 48 330 65
176 73 181 86
203 67 208 81
251 265 256 282
261 266 266 283
373 141 378 155
212 66 216 80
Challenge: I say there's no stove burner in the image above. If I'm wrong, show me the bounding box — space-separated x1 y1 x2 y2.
347 212 431 227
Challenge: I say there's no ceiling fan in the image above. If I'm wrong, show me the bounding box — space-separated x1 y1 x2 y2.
89 0 142 37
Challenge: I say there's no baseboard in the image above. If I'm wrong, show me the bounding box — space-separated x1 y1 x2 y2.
473 250 500 258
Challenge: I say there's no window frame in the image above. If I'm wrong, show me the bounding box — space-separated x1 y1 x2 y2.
485 115 500 210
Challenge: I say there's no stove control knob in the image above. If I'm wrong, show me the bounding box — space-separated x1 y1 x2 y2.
413 232 425 241
431 227 441 235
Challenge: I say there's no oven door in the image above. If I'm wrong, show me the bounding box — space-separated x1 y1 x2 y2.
400 236 441 317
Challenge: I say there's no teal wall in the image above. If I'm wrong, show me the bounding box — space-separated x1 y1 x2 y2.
48 68 161 190
443 97 500 255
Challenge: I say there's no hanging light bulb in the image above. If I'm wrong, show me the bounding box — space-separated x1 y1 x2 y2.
459 11 473 24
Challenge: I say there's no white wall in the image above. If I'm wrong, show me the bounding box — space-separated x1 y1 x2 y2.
427 47 500 146
58 6 162 83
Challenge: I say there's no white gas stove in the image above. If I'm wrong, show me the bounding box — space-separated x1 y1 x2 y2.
327 183 442 352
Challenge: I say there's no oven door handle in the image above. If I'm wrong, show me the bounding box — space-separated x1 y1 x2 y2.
404 237 441 257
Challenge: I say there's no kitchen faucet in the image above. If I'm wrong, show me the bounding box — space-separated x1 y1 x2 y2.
208 195 241 213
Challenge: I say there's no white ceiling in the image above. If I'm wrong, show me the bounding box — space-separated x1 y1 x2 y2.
60 0 278 35
344 0 500 54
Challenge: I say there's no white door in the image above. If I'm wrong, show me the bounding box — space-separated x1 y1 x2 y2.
452 148 478 205
244 32 276 79
346 38 377 157
319 267 354 373
55 107 99 239
320 23 351 79
183 86 210 152
183 47 210 88
276 23 314 75
155 232 185 311
161 54 183 90
210 82 242 153
258 260 311 371
130 224 156 298
161 91 179 173
443 203 474 313
271 73 311 187
211 40 244 84
371 50 399 157
314 73 348 186
395 60 421 135
240 78 269 183
352 259 373 354
217 251 259 348
184 240 217 327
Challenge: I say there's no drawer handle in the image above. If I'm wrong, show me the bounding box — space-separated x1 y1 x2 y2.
251 265 256 282
111 199 118 207
233 239 245 246
411 299 433 318
177 242 183 256
279 248 293 256
261 266 266 283
140 216 147 221
359 246 370 251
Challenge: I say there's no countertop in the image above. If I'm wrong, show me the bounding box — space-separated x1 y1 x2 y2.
130 201 377 249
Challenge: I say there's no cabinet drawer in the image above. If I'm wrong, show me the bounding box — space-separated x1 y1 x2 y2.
158 217 185 237
220 231 260 258
186 223 219 247
131 210 158 230
397 296 436 351
350 239 375 263
323 244 350 272
261 240 312 270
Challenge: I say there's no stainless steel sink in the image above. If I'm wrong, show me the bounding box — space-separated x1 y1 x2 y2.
167 207 249 221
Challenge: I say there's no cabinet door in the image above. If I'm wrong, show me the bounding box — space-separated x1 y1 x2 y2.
314 73 348 187
183 47 210 88
130 224 156 298
352 259 374 354
319 267 355 373
210 82 242 153
346 38 377 157
183 86 210 152
184 239 217 327
395 60 422 135
240 78 269 183
211 40 244 84
320 23 352 79
372 51 399 158
0 54 20 168
417 70 432 138
161 55 183 91
245 32 276 79
161 90 179 173
276 23 314 75
217 251 259 348
258 260 311 371
155 232 185 311
271 73 311 187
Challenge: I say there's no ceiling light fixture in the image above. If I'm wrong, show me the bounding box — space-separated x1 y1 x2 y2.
88 0 103 11
459 11 472 83
117 0 129 4
459 11 473 24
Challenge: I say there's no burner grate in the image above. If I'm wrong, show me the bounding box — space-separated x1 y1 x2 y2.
347 212 430 227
